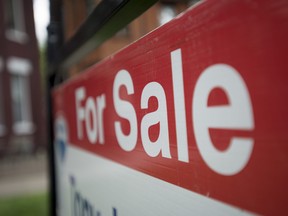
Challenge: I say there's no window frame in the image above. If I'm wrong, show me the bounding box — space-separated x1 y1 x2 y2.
8 57 34 135
4 0 28 43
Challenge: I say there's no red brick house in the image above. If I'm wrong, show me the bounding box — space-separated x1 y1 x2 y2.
0 0 46 156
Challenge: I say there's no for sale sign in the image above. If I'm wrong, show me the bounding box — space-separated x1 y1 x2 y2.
53 0 288 215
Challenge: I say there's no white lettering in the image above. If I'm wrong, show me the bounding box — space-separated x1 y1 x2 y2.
75 87 86 140
85 97 97 143
141 82 171 158
74 50 255 177
75 87 106 144
193 64 254 175
96 94 106 144
171 49 189 162
113 70 138 151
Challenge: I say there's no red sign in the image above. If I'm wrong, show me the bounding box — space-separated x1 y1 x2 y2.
53 0 288 215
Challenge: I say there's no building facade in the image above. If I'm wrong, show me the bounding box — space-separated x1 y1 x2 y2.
0 0 46 156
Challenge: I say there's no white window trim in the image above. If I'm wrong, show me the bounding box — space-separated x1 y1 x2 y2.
0 57 6 136
13 121 35 135
8 57 32 76
6 29 28 44
8 57 35 135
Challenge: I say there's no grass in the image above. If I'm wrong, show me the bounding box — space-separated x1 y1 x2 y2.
0 193 48 216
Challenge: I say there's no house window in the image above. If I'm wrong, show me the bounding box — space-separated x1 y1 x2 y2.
158 4 176 26
4 0 28 43
0 57 5 136
8 57 34 135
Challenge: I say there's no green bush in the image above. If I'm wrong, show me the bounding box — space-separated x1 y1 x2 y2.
0 193 48 216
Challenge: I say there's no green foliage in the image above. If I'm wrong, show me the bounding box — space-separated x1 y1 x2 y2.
0 193 48 216
39 44 48 90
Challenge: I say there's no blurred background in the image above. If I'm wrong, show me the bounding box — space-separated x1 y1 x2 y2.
0 0 199 215
0 0 49 215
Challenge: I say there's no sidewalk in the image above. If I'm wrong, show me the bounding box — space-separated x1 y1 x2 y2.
0 153 48 197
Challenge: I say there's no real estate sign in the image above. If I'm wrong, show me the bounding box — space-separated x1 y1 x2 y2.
53 0 288 215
